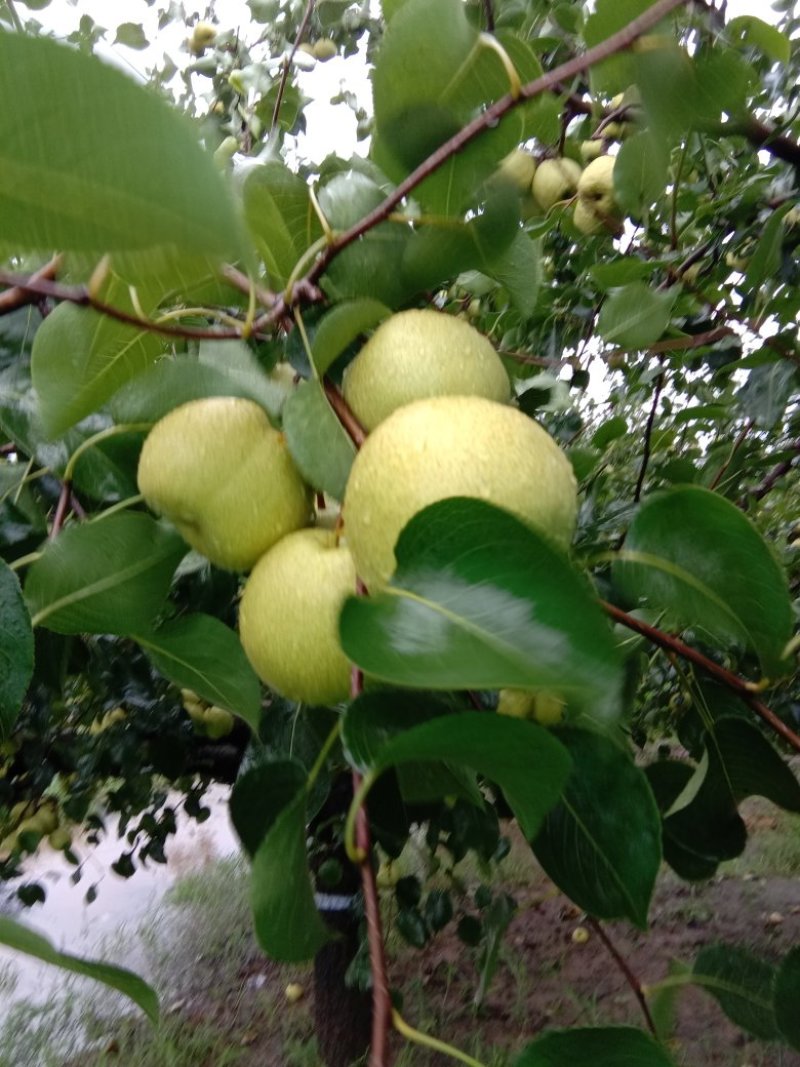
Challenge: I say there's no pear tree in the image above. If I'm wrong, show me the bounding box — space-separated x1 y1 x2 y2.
0 1 799 1066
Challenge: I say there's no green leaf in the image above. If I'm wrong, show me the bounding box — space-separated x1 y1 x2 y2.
109 352 286 425
728 16 791 63
0 914 159 1023
692 944 779 1041
0 31 242 258
32 301 165 437
114 22 148 50
744 203 794 295
24 513 185 634
613 132 668 219
589 259 655 290
343 697 571 840
737 361 797 430
135 614 261 730
597 283 676 349
282 380 357 501
230 760 331 962
0 560 34 739
481 231 541 319
775 948 800 1050
310 299 391 377
340 499 623 719
531 728 661 928
243 164 324 291
614 486 793 676
514 1026 676 1066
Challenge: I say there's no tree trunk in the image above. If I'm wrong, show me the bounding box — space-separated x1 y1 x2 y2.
314 901 371 1067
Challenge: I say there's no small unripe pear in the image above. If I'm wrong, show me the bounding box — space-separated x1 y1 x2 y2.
531 158 582 211
580 139 604 162
575 155 622 237
203 706 235 740
496 149 537 192
189 21 217 54
312 38 337 61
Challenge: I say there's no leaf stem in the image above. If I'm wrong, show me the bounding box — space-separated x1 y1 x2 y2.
344 772 374 863
9 550 43 573
585 916 657 1036
2 0 23 34
270 0 316 134
87 494 145 524
392 1010 488 1067
64 424 151 484
306 719 342 793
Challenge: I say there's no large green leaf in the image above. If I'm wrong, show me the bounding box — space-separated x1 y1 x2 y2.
32 301 165 437
481 231 542 319
340 499 623 719
775 948 800 1050
0 31 241 258
109 352 286 425
343 696 571 839
135 614 261 730
614 486 793 676
514 1026 676 1066
613 132 668 220
531 727 661 928
597 283 676 349
310 299 391 377
230 760 330 962
0 915 158 1023
282 380 357 501
24 513 185 634
692 945 779 1042
243 163 324 291
0 559 34 738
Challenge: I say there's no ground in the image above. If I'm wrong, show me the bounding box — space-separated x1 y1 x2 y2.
3 799 799 1067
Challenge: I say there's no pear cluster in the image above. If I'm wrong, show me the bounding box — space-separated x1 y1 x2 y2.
136 309 578 711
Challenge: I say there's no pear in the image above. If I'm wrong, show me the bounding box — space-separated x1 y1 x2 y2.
575 155 623 237
342 395 577 588
239 528 356 706
496 149 537 192
342 309 510 432
531 157 582 212
137 397 312 572
497 689 564 725
312 39 338 61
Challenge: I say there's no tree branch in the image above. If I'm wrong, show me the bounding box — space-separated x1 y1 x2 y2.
738 438 800 510
633 370 664 504
707 418 754 492
585 916 657 1037
323 379 367 447
0 255 61 316
297 0 691 295
271 0 316 134
602 600 800 754
482 0 495 33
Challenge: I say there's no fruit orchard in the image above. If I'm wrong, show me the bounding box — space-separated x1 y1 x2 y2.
0 0 799 1065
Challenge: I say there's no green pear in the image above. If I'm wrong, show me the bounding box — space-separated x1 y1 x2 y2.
575 155 623 236
312 38 338 61
342 309 511 432
203 705 235 740
496 149 537 192
580 139 604 162
137 397 312 572
342 395 577 588
497 688 564 725
531 157 582 211
239 528 356 706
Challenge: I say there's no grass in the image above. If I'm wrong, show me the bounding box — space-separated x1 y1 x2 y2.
720 801 800 879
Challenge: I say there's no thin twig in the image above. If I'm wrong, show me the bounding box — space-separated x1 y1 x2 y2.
0 271 252 341
0 255 61 315
323 379 367 447
602 601 800 754
707 418 754 491
271 0 316 134
49 482 73 540
633 370 664 504
738 438 800 509
585 917 657 1037
482 0 495 33
298 0 691 296
220 263 276 310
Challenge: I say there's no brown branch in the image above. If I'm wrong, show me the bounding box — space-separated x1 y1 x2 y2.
732 115 800 170
349 594 392 1067
323 378 367 447
482 0 495 33
609 326 736 359
49 482 73 540
707 418 754 492
738 437 800 510
585 917 657 1037
601 601 800 754
0 270 253 341
633 370 664 504
220 263 276 310
271 0 316 134
298 0 691 294
0 255 61 316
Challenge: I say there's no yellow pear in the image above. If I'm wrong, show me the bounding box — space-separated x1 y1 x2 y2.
531 157 582 211
312 39 337 61
137 397 312 572
497 689 565 725
575 155 622 236
342 309 510 432
342 395 577 588
239 528 356 706
496 149 537 192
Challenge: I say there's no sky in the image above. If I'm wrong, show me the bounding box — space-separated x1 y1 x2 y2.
26 0 782 164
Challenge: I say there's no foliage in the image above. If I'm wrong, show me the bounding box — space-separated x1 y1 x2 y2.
0 0 799 1063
